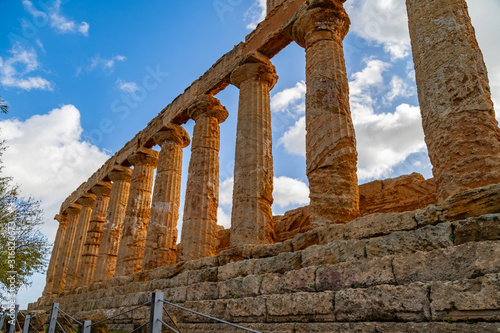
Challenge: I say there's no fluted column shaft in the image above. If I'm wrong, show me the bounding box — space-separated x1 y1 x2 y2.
64 194 96 291
94 166 132 282
143 126 190 270
291 0 360 225
180 96 228 262
406 0 500 200
42 214 68 296
115 148 159 277
78 182 112 287
230 55 277 246
52 205 81 294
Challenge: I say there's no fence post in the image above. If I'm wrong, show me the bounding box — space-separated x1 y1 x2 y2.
21 315 31 333
9 304 19 333
47 303 60 333
0 313 6 331
149 292 164 333
82 320 92 333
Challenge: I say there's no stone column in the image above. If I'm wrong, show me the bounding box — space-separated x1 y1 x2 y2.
42 214 68 296
230 53 277 246
406 0 500 201
52 204 81 294
94 166 132 282
63 194 96 291
180 95 228 262
115 148 159 277
77 181 112 287
291 0 360 226
143 125 190 270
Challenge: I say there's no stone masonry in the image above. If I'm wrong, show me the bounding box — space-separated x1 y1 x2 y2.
36 0 500 331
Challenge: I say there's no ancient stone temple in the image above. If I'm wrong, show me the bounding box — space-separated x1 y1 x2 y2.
33 0 500 332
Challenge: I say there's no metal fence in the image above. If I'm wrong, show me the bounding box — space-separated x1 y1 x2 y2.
11 293 261 333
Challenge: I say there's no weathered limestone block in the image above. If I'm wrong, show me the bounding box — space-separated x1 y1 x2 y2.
375 322 500 333
43 213 68 296
301 239 366 268
273 206 311 242
415 183 500 227
335 282 431 322
218 275 261 299
393 241 500 284
64 193 96 291
143 126 190 270
181 95 228 262
266 291 335 317
216 228 230 254
217 259 257 281
454 214 500 245
407 0 500 200
94 165 132 282
344 211 417 240
230 53 277 247
359 173 438 215
253 252 302 275
186 267 218 285
78 181 112 287
251 240 293 259
430 274 500 322
365 222 453 257
260 267 317 295
315 256 395 291
291 0 360 225
115 148 159 277
186 282 219 301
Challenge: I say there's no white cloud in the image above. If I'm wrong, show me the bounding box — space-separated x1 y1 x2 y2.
0 105 110 242
80 55 127 75
219 177 234 206
278 116 305 156
217 207 231 229
245 0 266 30
116 79 139 93
383 75 416 104
345 0 410 60
272 176 309 209
23 0 89 36
0 44 53 91
468 0 500 121
271 81 306 114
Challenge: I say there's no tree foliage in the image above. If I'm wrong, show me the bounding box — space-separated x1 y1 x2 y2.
0 96 7 114
0 137 50 298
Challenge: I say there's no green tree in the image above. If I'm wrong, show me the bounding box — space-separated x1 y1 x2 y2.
0 137 50 299
0 96 7 114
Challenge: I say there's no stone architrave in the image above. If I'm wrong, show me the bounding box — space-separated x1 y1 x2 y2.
143 125 190 270
291 0 360 226
93 166 133 282
406 0 500 201
42 214 69 296
51 204 81 294
63 194 96 291
115 148 159 277
77 181 112 287
230 53 278 247
180 95 228 262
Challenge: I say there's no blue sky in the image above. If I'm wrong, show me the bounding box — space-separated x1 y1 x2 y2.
0 0 499 309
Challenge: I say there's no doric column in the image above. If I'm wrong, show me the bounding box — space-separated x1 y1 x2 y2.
52 204 81 294
93 166 132 282
291 0 360 225
180 95 228 262
115 148 159 277
230 53 277 246
63 194 96 291
143 125 190 270
77 181 112 287
406 0 500 201
42 214 69 296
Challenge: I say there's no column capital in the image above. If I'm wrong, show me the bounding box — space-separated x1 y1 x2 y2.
291 0 350 49
54 213 69 226
186 95 229 124
153 124 191 148
90 181 112 197
230 53 278 90
108 165 133 182
64 203 82 215
76 193 97 208
128 147 159 167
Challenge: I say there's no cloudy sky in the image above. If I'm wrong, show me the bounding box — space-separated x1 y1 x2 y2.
0 0 498 308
